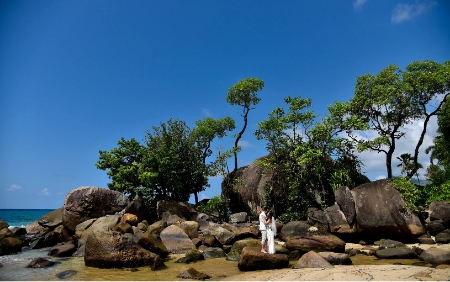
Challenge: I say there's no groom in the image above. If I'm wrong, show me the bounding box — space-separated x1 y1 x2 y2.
259 207 269 253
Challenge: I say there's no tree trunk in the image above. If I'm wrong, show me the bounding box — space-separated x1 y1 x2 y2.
233 107 250 172
386 134 396 179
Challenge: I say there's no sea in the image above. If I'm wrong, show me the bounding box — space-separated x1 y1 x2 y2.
0 209 55 229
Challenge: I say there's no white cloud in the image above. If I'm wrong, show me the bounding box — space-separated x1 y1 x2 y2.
40 188 51 196
391 1 436 24
6 184 22 191
357 117 437 180
202 108 212 117
238 140 253 148
353 0 368 12
375 175 387 180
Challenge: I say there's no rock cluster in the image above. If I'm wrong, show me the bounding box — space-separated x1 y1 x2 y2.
1 184 450 276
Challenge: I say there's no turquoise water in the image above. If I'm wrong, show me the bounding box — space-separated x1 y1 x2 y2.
0 209 55 228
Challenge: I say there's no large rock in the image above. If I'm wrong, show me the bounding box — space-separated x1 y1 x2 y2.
73 215 120 257
156 200 198 222
238 247 289 271
374 248 418 259
0 220 9 230
203 247 226 259
38 208 63 228
25 220 45 235
221 156 272 213
429 201 450 226
307 207 329 233
325 204 357 234
48 243 77 257
203 226 235 245
196 213 214 230
146 220 167 235
318 251 352 265
426 220 446 236
229 212 248 223
159 225 195 254
173 221 199 239
226 238 261 261
62 187 129 231
84 227 165 269
222 223 259 240
53 225 72 242
292 251 334 269
136 230 169 259
419 247 450 265
351 180 425 238
11 227 27 236
334 186 356 225
30 231 59 249
0 237 23 255
121 196 147 223
281 221 345 253
435 232 450 243
0 227 13 241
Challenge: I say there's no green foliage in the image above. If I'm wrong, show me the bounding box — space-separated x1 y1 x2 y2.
197 196 228 222
396 153 423 180
97 117 235 207
226 77 264 171
389 176 419 210
427 97 450 171
255 95 366 221
418 169 450 206
96 137 144 197
329 170 352 191
347 60 450 179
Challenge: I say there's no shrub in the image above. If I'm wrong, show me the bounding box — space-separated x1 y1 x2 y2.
389 176 419 210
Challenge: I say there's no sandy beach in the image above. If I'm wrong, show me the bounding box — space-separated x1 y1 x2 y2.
219 264 450 281
218 243 450 281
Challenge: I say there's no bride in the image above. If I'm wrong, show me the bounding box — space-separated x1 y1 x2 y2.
265 211 276 254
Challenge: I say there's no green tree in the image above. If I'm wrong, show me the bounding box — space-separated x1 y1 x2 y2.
427 96 450 172
396 153 423 181
140 119 208 202
96 119 209 207
226 77 264 172
255 96 367 221
421 95 450 206
191 116 235 204
96 137 144 197
348 60 450 179
404 60 450 178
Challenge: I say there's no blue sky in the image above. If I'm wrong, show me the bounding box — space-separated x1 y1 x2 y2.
1 0 449 209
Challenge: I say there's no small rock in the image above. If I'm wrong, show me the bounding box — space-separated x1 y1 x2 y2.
26 257 57 268
292 251 334 269
435 232 450 244
176 250 205 263
56 270 78 279
177 267 211 280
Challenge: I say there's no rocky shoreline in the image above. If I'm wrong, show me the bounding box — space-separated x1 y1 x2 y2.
1 182 450 280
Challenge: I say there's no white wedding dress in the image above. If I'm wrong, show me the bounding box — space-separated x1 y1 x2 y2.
266 217 276 254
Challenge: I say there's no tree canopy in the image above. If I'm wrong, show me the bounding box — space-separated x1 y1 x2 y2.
96 117 235 207
347 60 450 179
226 77 264 171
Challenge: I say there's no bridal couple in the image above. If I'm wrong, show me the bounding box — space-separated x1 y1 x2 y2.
259 207 277 254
